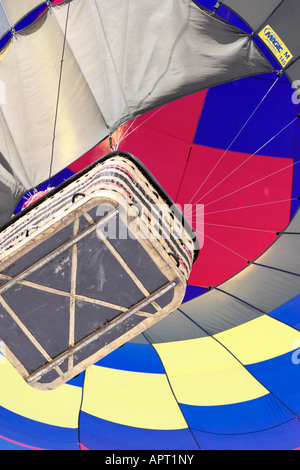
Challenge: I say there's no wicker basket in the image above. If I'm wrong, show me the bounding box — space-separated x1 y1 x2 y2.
0 151 198 390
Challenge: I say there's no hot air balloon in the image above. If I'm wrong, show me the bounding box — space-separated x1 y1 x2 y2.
0 0 299 450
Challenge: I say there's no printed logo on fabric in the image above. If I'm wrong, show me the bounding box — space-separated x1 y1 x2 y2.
258 25 293 68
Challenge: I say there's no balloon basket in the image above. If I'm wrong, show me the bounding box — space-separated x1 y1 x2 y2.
0 152 198 390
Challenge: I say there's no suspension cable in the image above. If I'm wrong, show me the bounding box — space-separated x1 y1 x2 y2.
185 111 300 217
48 1 71 187
186 76 280 207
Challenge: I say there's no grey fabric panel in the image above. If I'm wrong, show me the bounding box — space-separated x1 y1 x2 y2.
221 264 300 314
222 0 282 31
263 0 300 87
284 212 300 233
223 0 300 89
286 62 300 91
0 0 273 228
262 0 300 53
141 309 208 344
0 2 10 38
251 207 300 274
0 175 23 226
92 0 272 128
129 334 149 345
179 288 263 336
0 106 30 224
254 233 300 275
224 0 300 89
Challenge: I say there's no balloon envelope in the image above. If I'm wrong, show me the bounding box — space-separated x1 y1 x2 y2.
0 0 299 450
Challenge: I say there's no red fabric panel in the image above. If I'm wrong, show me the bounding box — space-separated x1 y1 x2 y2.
179 144 293 287
68 92 207 193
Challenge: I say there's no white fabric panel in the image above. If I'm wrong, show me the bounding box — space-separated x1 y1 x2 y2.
0 7 108 190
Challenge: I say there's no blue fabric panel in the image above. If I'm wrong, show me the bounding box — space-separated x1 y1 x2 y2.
247 351 300 416
194 77 297 158
0 437 31 450
291 192 300 220
40 168 75 190
179 394 294 434
291 119 300 217
269 294 300 330
194 0 215 10
183 285 208 303
80 412 199 450
0 406 79 450
192 418 300 450
0 31 11 51
15 4 47 31
66 371 85 388
95 343 165 374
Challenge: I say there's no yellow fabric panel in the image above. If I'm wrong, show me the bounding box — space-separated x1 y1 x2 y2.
154 337 268 406
0 359 82 428
166 367 267 407
215 315 300 365
82 365 187 430
155 336 238 374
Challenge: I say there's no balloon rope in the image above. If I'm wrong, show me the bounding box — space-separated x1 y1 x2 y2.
202 197 299 217
120 119 138 140
48 1 71 187
203 221 288 234
210 159 299 210
193 226 249 261
119 105 168 143
186 77 280 207
187 159 300 218
185 113 300 216
109 118 140 150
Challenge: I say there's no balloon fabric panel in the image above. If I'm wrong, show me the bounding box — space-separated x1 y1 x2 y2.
0 0 299 451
